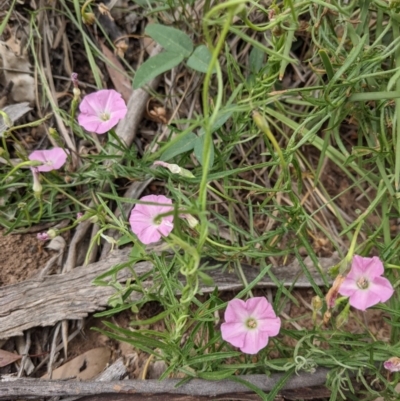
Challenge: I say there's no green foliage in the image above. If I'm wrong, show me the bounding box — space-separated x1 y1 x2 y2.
134 24 215 89
133 51 185 89
3 0 400 398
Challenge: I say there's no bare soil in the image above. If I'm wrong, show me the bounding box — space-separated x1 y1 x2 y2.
0 230 56 285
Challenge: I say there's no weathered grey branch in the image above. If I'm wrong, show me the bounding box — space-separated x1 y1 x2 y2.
0 249 336 339
0 369 330 400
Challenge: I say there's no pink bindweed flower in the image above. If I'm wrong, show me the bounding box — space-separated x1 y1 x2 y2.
221 297 281 354
129 195 174 245
77 89 127 134
338 255 394 311
384 357 400 372
37 232 50 241
29 147 68 172
36 229 57 241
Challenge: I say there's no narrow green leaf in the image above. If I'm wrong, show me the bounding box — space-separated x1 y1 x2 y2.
145 24 193 57
133 51 184 89
160 132 197 161
249 46 265 73
197 369 238 380
186 352 240 366
319 49 335 81
194 134 215 167
198 108 234 136
93 302 136 317
186 45 214 73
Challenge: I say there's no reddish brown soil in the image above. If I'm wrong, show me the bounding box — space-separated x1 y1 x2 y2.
0 230 56 285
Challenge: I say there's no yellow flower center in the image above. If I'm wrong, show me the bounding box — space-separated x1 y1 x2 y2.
100 112 110 121
357 276 369 289
246 317 257 329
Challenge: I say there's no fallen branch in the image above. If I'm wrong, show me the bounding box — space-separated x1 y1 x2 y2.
0 249 336 339
0 369 330 400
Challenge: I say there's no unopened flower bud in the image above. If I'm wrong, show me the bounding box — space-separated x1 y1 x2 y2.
384 357 400 372
153 161 194 178
31 168 42 198
89 215 99 224
335 303 350 328
71 73 79 88
323 310 331 325
47 229 57 239
37 232 50 241
82 11 95 24
311 295 323 325
100 234 117 251
325 274 345 309
312 296 323 312
181 213 198 228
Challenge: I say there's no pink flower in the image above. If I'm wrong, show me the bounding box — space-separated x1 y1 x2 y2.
77 89 127 134
28 147 68 172
338 255 394 311
129 195 174 244
384 357 400 372
37 232 50 241
221 297 281 354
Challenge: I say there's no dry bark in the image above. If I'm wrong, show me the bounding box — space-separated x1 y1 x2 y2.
0 369 330 400
0 249 336 339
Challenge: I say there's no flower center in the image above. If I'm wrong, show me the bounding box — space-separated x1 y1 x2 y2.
246 317 257 329
153 216 162 226
99 112 110 121
357 276 369 289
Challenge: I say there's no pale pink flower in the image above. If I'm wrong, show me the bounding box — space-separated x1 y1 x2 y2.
221 297 281 354
129 195 174 244
384 357 400 372
29 147 68 172
37 232 50 241
36 229 57 241
338 255 394 311
77 89 127 134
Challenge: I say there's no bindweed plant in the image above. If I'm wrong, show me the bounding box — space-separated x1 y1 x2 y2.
2 0 400 399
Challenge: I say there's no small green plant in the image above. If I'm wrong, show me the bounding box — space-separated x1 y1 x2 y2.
133 24 214 89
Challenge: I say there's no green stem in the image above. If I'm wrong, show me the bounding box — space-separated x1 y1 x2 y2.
198 3 238 250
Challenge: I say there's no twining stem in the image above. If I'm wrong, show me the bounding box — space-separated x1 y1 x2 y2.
198 1 240 250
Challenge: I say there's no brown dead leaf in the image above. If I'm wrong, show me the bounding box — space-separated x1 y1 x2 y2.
0 349 22 367
99 42 132 103
41 347 111 380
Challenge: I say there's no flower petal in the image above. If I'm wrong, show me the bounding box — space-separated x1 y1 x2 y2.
240 329 269 354
247 297 276 320
136 225 162 244
257 317 281 337
224 299 250 323
221 321 247 349
348 289 381 311
362 256 384 278
369 276 394 303
157 218 174 237
338 276 358 297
